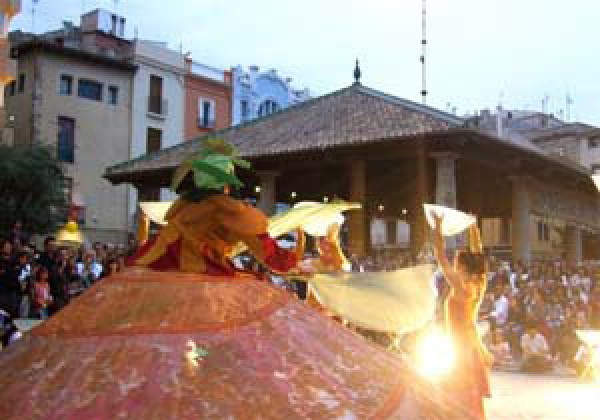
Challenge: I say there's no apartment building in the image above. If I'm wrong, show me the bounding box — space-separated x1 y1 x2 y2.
5 10 135 243
184 58 232 140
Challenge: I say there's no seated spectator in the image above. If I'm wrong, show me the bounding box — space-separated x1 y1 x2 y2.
490 288 510 328
521 323 553 373
489 330 513 368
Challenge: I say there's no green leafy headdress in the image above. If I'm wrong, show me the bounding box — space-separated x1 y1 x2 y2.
170 138 250 192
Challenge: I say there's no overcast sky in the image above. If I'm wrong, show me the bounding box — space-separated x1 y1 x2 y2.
11 0 600 124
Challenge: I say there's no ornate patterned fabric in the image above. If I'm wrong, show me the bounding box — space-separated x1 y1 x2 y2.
0 269 473 419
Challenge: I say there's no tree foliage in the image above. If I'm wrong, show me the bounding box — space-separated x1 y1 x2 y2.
0 145 69 236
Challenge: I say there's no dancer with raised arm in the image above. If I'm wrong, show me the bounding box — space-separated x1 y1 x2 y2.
431 212 492 419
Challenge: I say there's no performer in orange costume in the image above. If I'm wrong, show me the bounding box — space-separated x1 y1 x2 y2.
431 213 492 420
131 139 305 277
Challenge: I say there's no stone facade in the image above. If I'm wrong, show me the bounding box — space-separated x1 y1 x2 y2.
231 65 309 126
0 0 20 146
5 43 134 244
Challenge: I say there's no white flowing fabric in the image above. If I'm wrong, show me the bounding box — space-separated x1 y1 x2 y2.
307 264 437 334
423 204 476 236
576 330 600 347
267 201 360 238
139 200 361 236
139 201 173 225
592 174 600 192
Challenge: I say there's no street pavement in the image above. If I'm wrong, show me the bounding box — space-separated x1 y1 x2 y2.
486 371 598 419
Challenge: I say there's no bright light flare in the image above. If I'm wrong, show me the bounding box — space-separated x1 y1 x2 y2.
416 328 455 381
186 339 199 367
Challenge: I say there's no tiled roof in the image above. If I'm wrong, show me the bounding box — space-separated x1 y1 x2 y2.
105 83 464 181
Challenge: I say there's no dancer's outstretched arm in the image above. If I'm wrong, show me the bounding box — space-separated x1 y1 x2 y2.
468 218 483 254
431 212 460 289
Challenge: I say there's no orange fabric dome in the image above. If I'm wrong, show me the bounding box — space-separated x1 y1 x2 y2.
0 269 471 419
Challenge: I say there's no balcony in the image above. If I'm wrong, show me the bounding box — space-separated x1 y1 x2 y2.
147 96 168 119
197 117 215 129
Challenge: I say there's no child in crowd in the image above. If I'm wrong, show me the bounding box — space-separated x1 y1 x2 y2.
33 267 53 320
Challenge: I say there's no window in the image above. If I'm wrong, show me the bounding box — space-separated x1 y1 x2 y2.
57 117 75 163
258 99 279 117
146 127 162 153
537 221 550 242
111 14 118 34
198 98 216 128
17 73 25 93
588 137 600 149
59 74 73 95
108 85 118 105
241 100 249 121
148 75 163 114
78 79 103 101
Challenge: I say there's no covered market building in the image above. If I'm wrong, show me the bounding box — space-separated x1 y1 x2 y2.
105 82 600 263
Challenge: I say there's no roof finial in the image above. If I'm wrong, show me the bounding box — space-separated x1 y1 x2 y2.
353 59 361 85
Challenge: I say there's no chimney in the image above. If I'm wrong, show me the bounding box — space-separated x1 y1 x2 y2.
496 105 503 138
480 109 491 122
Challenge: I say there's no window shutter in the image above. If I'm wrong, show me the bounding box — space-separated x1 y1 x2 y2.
209 100 216 128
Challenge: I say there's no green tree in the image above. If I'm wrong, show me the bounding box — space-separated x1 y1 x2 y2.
0 145 69 236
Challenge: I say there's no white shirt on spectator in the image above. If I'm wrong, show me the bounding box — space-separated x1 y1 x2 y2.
492 295 509 325
521 332 549 356
76 261 103 279
509 272 517 290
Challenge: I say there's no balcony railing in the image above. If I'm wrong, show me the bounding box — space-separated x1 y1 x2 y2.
197 117 215 129
147 96 168 117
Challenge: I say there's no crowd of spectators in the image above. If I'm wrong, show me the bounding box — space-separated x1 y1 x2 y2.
480 258 600 376
0 223 131 322
349 249 600 377
2 222 599 378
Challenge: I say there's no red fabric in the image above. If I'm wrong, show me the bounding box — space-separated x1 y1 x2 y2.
257 233 298 273
127 237 182 271
201 245 237 277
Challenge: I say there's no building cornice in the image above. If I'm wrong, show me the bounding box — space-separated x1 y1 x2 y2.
11 40 137 71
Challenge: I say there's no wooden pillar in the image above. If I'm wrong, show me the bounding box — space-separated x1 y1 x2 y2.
511 176 532 263
433 152 458 249
410 146 428 257
347 160 367 257
565 225 583 265
256 171 278 216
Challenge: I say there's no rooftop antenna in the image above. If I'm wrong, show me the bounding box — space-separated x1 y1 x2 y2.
353 59 361 84
541 94 549 114
420 0 427 104
566 92 573 122
32 0 39 33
